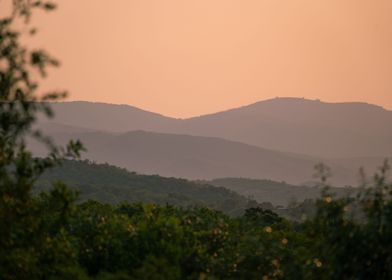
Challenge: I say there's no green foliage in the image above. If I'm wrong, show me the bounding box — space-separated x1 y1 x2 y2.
0 1 83 278
304 160 392 280
5 173 392 279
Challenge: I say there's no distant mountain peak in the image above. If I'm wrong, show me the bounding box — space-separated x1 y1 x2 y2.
247 97 386 111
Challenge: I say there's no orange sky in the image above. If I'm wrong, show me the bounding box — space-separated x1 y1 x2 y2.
26 0 392 117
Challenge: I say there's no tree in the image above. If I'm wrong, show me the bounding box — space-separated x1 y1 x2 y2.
0 1 84 278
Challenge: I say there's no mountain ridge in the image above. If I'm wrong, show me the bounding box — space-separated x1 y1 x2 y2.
33 97 392 181
56 98 391 120
30 129 390 186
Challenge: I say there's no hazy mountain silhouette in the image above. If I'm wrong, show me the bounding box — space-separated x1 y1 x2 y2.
42 98 392 158
181 98 392 158
30 129 388 186
42 101 180 132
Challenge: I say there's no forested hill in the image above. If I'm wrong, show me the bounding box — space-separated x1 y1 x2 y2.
36 160 258 216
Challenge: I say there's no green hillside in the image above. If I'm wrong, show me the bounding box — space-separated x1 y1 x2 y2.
37 160 258 216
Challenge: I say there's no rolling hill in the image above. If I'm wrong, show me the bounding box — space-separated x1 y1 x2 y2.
37 160 258 216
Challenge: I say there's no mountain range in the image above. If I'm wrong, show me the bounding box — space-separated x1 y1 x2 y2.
33 98 392 186
43 97 392 158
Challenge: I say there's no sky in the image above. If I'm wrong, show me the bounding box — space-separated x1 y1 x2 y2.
25 0 392 118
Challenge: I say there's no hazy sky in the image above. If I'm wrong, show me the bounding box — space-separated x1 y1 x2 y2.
28 0 392 117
